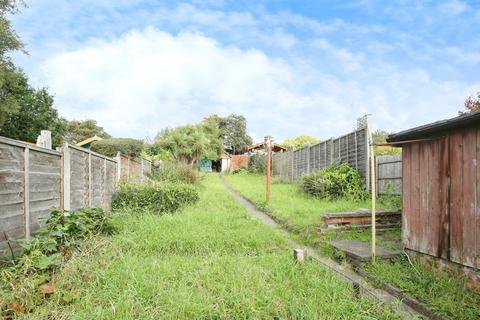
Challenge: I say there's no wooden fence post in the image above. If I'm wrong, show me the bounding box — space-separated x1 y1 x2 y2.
63 143 71 211
24 146 30 240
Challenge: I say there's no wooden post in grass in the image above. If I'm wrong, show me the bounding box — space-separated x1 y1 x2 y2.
368 124 376 263
265 136 273 203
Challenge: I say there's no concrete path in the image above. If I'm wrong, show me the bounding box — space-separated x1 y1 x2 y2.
222 178 420 319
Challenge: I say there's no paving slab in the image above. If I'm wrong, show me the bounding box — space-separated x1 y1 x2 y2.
330 239 400 262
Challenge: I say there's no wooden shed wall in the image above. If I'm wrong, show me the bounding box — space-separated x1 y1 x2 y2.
402 127 479 269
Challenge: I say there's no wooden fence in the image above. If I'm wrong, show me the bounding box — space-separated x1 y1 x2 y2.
0 135 151 253
272 127 370 188
376 154 402 195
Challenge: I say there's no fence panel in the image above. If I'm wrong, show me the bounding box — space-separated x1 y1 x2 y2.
272 127 369 185
1 135 152 257
376 154 402 195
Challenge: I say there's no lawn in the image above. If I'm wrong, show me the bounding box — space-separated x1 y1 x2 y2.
224 172 480 320
14 174 398 319
223 172 401 250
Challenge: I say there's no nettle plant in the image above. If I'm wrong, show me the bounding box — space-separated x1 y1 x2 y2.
16 208 115 274
300 163 367 201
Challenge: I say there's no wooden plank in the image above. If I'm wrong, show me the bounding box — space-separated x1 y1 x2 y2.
24 146 30 240
460 129 476 267
437 137 450 259
417 142 429 254
402 144 411 249
449 131 463 264
427 140 440 257
411 143 421 251
477 128 480 268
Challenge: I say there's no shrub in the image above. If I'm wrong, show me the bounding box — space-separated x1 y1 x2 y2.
16 208 114 273
91 138 144 157
150 161 198 184
112 182 199 213
300 163 367 201
248 153 266 174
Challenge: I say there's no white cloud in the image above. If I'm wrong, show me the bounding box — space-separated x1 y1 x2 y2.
38 27 478 143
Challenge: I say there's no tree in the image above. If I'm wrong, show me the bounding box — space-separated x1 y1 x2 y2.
64 119 111 143
283 135 319 150
0 71 67 147
0 0 26 127
153 122 223 165
203 114 252 154
460 92 480 114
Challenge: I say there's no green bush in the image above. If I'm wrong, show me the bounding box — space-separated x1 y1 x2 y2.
248 153 266 174
150 161 198 184
112 182 199 213
91 138 144 157
232 168 248 175
300 163 367 201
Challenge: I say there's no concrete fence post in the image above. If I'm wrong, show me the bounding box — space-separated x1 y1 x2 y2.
88 150 92 207
24 146 30 240
116 152 121 183
63 143 71 211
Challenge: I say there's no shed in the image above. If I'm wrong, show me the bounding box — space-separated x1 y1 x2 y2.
76 135 103 149
387 112 480 276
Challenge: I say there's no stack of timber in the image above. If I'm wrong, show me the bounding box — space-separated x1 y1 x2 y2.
320 210 401 231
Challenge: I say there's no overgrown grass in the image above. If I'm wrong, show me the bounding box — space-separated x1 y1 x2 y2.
366 256 480 320
18 175 398 319
223 173 400 251
224 173 480 320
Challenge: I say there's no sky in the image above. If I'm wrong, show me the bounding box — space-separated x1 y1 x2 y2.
9 0 480 142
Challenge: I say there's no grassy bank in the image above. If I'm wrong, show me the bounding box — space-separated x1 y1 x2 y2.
15 174 398 319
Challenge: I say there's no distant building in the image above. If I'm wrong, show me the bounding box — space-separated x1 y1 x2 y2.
247 142 287 154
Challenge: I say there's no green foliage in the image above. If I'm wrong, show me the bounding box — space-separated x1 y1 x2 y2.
300 163 367 201
63 119 111 144
283 135 319 150
112 182 199 213
372 130 401 156
204 114 253 154
15 208 114 274
0 70 66 146
248 153 266 174
150 161 198 184
0 207 114 317
153 122 223 164
90 137 144 157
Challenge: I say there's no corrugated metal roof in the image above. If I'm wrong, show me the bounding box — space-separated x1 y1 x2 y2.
387 112 480 143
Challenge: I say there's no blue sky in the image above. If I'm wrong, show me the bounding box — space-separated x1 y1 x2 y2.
10 0 480 141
